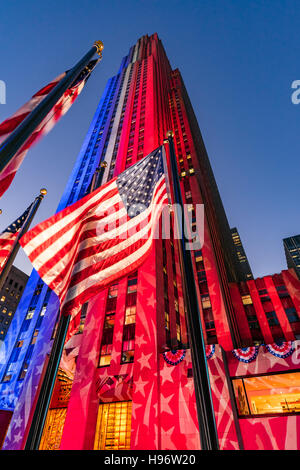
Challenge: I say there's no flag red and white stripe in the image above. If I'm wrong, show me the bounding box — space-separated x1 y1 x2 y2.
0 203 33 271
20 147 169 337
0 63 96 198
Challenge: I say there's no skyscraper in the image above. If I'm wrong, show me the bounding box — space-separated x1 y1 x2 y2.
0 266 28 342
2 33 300 451
283 235 300 280
231 227 253 281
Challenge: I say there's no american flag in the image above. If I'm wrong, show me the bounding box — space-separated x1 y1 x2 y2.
0 60 98 198
0 203 33 272
20 146 169 336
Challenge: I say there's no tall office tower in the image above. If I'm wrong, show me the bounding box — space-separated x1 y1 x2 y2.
283 235 300 279
2 33 300 451
231 227 253 281
0 266 28 342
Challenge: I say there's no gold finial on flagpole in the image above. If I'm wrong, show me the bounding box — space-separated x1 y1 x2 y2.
40 188 47 196
94 40 104 58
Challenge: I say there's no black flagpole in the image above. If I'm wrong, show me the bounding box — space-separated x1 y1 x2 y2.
0 41 104 175
24 163 107 450
0 188 47 292
164 131 219 450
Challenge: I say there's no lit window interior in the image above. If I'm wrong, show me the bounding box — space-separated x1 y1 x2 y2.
94 401 132 450
233 372 300 416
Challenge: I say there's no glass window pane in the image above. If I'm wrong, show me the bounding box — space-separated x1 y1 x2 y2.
233 372 300 416
232 378 250 416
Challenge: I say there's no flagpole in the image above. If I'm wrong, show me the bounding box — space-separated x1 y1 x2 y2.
164 131 219 450
24 166 106 450
0 188 47 291
0 41 104 174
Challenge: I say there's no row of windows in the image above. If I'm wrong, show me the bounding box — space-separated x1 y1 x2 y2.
99 273 138 367
241 286 299 335
1 286 50 383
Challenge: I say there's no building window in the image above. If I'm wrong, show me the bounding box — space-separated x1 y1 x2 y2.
98 283 119 367
99 337 113 367
125 305 136 325
285 307 300 323
266 311 279 327
232 372 300 417
39 408 67 450
94 401 132 450
242 295 253 305
201 296 211 309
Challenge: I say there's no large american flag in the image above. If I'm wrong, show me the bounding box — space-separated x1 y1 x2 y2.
20 147 169 336
0 60 98 198
0 203 33 272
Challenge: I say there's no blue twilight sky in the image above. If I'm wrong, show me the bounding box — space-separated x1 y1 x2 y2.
0 0 299 278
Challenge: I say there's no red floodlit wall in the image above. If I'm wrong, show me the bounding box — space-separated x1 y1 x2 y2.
231 270 300 346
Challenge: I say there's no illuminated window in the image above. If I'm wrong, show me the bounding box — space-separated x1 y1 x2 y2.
31 329 39 345
99 341 113 367
2 374 11 382
26 309 35 320
39 408 67 450
0 296 5 302
242 295 253 305
202 296 211 309
125 305 136 325
94 401 132 450
165 312 170 330
232 372 300 416
176 323 181 342
99 283 119 367
104 314 115 329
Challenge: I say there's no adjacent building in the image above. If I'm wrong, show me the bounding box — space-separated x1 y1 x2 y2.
0 266 28 342
1 33 300 451
231 227 253 281
283 235 300 279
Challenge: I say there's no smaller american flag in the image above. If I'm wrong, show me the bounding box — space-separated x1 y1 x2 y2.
0 204 33 272
0 60 98 198
20 146 169 337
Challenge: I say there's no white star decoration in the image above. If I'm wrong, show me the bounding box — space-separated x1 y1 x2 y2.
137 352 152 369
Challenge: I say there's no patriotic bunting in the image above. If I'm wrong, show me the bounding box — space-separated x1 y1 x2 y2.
232 346 260 363
264 341 295 359
162 349 186 366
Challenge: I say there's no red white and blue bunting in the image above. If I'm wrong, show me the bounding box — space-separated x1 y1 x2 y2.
264 341 295 359
232 346 259 363
162 349 186 366
205 344 215 360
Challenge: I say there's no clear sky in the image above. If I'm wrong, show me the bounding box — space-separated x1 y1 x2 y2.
0 0 299 278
